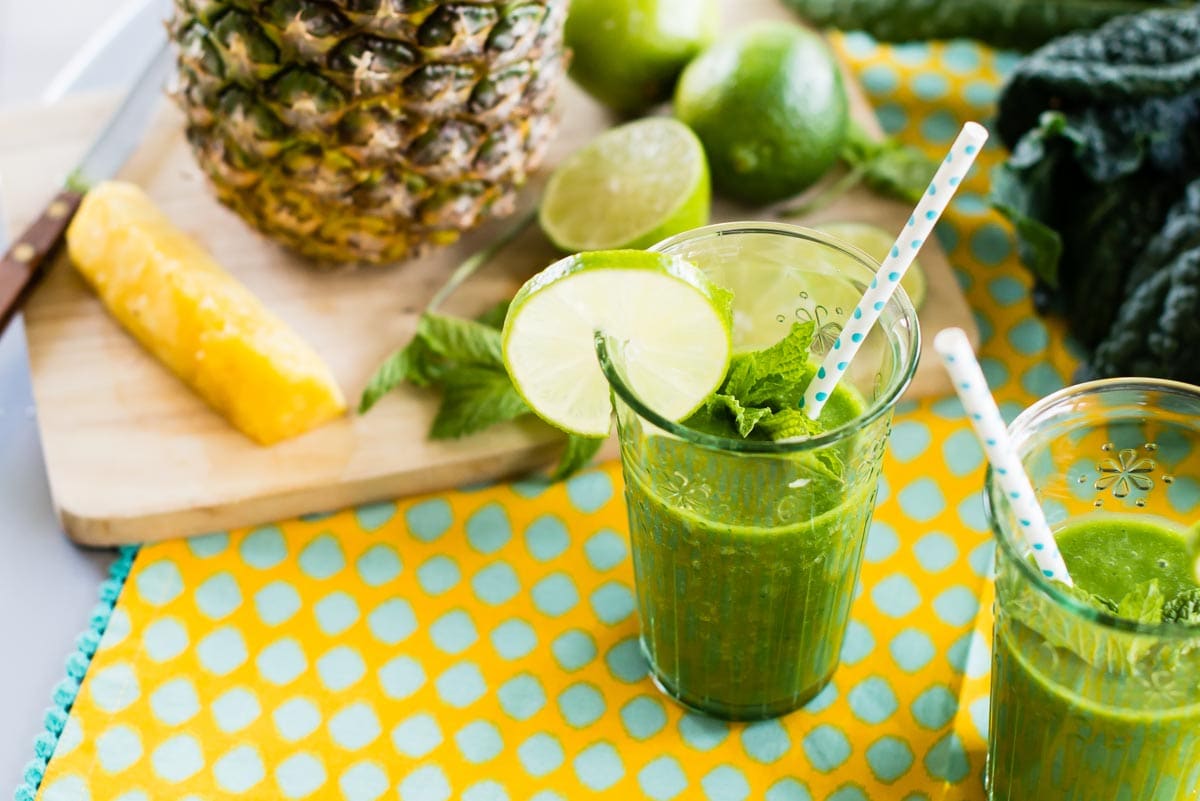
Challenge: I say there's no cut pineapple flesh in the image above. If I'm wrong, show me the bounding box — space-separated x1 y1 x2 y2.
67 181 346 445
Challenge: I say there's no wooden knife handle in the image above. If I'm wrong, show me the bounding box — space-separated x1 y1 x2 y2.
0 189 84 336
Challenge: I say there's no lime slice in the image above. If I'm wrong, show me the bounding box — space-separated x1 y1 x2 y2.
815 221 928 310
502 250 732 437
539 118 710 253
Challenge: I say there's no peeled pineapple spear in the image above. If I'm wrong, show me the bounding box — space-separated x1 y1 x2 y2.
67 181 346 445
170 0 569 265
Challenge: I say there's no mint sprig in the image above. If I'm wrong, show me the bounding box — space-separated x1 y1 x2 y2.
360 302 603 479
684 321 841 480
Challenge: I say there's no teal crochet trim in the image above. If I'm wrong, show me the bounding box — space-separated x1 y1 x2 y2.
14 546 138 801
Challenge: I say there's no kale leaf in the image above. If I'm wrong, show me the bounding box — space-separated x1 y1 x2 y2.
991 7 1200 378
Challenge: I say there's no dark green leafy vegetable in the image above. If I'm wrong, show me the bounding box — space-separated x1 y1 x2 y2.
1164 588 1200 624
360 303 603 479
991 7 1200 380
783 0 1187 51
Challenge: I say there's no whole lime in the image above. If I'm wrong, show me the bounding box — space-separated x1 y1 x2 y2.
675 23 849 205
566 0 719 115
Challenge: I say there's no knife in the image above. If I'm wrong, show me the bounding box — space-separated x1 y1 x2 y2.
0 40 172 337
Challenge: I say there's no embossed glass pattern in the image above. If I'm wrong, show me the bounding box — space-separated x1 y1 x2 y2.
985 379 1200 800
598 224 920 720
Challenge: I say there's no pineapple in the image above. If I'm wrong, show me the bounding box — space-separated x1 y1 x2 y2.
169 0 569 265
67 181 347 445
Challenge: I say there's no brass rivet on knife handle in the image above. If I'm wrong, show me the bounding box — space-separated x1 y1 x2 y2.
0 188 85 335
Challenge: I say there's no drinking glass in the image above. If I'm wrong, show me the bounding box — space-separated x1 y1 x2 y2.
986 378 1200 799
597 222 920 720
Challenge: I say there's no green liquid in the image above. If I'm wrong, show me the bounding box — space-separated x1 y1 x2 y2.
1057 516 1199 604
989 514 1200 800
623 381 875 720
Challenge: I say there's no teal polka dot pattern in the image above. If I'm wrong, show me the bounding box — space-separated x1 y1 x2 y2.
866 736 914 783
741 720 790 764
151 735 203 783
525 515 571 562
518 732 565 777
272 698 320 741
196 627 247 676
678 714 730 752
212 688 260 733
621 696 668 740
339 761 389 801
574 742 625 791
456 721 504 764
638 755 688 800
391 713 442 757
551 629 597 672
912 685 959 730
701 765 751 801
96 725 142 773
434 662 486 708
298 534 345 579
355 544 401 587
466 504 512 555
802 725 852 773
255 581 301 626
498 673 547 721
149 678 199 726
405 499 453 542
847 677 899 725
213 745 265 793
316 646 366 691
558 683 606 728
416 555 461 596
490 618 537 660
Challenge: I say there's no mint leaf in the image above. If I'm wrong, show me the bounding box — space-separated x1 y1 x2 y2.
728 322 817 408
429 366 530 440
475 300 511 330
708 394 771 438
1116 579 1166 625
418 313 504 368
359 336 442 413
550 436 605 481
1164 589 1200 625
1056 581 1118 616
758 408 823 441
842 121 937 205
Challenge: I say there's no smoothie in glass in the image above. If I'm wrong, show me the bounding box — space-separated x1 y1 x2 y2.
600 223 920 719
986 380 1200 800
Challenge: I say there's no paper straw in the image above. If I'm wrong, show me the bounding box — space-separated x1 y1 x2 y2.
802 121 989 419
933 328 1073 586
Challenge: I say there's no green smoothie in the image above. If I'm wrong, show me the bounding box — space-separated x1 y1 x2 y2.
989 514 1200 800
621 347 878 719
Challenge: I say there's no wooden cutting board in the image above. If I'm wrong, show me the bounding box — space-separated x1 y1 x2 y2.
0 1 975 546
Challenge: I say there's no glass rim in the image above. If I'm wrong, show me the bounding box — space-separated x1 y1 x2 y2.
596 221 921 455
986 376 1200 639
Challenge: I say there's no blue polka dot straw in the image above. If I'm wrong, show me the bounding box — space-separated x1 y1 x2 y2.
933 327 1073 586
803 121 989 419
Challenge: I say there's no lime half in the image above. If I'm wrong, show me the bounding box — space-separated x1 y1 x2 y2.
539 118 710 253
815 221 928 310
502 250 732 437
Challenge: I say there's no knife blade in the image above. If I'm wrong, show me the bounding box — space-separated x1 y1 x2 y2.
0 39 172 336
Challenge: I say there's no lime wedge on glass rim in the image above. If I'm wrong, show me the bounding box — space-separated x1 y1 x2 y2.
538 118 710 252
502 250 732 437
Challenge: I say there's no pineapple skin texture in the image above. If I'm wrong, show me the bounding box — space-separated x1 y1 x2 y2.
67 181 347 445
170 0 569 266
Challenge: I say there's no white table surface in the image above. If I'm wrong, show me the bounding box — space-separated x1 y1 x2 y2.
0 0 147 787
